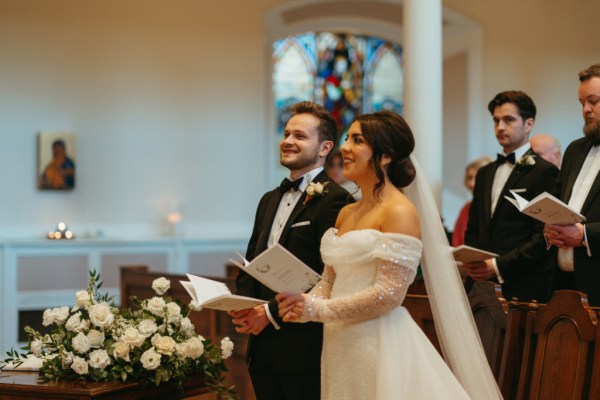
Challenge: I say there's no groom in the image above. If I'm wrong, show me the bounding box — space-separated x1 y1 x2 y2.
464 91 558 302
230 101 350 400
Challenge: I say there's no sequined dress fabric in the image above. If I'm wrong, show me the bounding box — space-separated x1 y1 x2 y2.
305 228 470 399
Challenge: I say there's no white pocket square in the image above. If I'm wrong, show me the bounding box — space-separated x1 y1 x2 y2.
290 221 310 228
511 188 527 193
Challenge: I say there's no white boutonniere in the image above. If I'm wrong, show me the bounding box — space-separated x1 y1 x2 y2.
518 154 536 167
303 181 329 205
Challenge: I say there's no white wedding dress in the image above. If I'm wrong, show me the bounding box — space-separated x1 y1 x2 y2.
302 228 470 399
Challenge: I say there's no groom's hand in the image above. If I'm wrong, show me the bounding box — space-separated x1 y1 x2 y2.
232 305 269 335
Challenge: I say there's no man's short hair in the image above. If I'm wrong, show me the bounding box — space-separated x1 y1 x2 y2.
290 101 339 146
487 90 537 121
579 64 600 82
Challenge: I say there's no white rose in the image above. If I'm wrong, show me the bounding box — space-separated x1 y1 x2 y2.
138 319 158 336
176 336 204 359
145 297 166 316
140 348 161 370
120 327 146 348
306 185 315 195
71 355 89 375
87 329 105 348
30 339 43 356
65 312 90 333
112 341 130 361
88 349 111 370
179 317 195 337
166 302 181 324
221 337 234 359
72 290 92 312
151 333 176 356
72 332 92 354
152 277 171 295
42 307 70 326
61 351 74 368
88 303 114 329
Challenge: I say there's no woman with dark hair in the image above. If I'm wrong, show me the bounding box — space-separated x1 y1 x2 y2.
277 111 501 399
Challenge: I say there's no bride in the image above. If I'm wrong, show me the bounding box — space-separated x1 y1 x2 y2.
276 111 502 399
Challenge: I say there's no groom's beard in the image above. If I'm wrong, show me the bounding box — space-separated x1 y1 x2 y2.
280 147 320 170
584 118 600 146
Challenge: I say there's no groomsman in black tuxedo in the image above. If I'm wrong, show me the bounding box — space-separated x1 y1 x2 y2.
230 101 350 400
464 91 559 302
545 64 600 306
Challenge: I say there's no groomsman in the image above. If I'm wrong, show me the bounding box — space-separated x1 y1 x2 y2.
230 101 350 400
545 64 600 306
464 91 559 302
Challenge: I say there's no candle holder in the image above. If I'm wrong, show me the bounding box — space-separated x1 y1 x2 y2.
47 222 75 240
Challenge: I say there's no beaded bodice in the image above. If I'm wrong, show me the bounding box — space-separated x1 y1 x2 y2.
302 228 423 323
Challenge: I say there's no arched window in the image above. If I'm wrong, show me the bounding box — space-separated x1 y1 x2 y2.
273 32 403 136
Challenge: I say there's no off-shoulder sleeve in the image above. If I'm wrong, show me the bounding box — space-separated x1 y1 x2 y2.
306 265 336 299
301 235 422 323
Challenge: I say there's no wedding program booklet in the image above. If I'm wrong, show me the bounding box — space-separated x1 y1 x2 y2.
180 274 267 312
229 244 321 294
452 245 499 263
504 190 586 225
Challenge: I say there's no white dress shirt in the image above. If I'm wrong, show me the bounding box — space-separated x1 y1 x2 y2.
264 166 324 329
558 146 600 271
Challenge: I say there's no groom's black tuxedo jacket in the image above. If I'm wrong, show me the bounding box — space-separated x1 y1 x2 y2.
236 170 350 375
465 149 558 302
551 137 600 306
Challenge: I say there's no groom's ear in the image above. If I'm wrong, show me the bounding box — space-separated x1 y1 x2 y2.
319 140 334 158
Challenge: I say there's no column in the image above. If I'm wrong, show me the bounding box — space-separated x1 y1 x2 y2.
403 0 443 204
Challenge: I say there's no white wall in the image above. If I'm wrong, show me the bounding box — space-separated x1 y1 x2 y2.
1 0 599 239
0 0 278 240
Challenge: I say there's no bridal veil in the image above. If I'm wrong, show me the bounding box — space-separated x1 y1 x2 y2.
404 155 503 399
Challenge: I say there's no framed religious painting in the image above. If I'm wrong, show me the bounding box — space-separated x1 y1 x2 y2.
37 131 77 190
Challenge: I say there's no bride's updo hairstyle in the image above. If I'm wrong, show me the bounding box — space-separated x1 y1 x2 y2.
353 111 416 195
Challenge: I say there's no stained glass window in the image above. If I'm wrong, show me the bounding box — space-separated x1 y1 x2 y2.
273 32 403 136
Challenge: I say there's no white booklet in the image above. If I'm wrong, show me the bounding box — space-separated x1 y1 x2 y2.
452 245 499 263
229 244 321 294
504 190 586 225
180 274 267 312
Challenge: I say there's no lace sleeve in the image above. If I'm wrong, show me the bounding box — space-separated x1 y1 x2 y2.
307 265 336 299
301 259 414 323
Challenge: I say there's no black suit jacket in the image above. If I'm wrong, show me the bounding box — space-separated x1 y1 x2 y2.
552 137 600 306
465 149 559 302
235 170 350 374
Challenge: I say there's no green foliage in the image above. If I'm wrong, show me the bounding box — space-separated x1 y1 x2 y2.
1 270 237 399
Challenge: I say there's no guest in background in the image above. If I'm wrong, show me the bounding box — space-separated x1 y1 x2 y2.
451 156 492 247
39 139 75 190
531 133 562 168
545 63 600 306
325 148 361 200
463 91 559 302
231 101 350 400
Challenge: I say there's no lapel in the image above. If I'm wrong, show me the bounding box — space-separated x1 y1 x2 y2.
278 170 329 245
579 143 600 214
255 189 284 253
492 149 536 220
564 140 592 203
482 162 499 223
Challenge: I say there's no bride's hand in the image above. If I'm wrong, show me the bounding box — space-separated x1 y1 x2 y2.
276 292 306 322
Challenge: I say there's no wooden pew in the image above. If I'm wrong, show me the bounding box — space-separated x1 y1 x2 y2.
516 290 597 400
119 266 254 400
468 281 508 379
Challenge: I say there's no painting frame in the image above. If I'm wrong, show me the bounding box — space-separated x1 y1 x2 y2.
37 131 77 191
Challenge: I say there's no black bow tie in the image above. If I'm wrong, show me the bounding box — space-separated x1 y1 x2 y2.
278 177 304 193
497 153 516 165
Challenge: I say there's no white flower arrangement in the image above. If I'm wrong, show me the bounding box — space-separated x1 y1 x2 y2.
2 271 236 398
303 181 330 205
518 154 536 167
